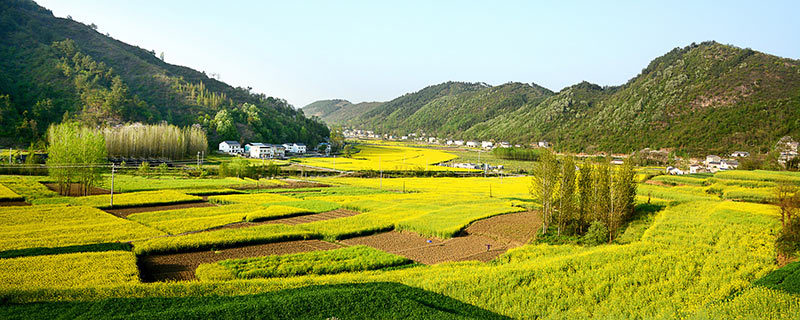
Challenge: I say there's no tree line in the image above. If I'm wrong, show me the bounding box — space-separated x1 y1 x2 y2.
492 147 540 161
531 150 637 244
102 123 207 160
775 183 800 265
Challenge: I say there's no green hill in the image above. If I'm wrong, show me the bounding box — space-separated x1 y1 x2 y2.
316 42 800 155
0 0 329 146
301 99 383 126
467 42 800 155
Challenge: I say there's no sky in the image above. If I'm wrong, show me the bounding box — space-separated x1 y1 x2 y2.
37 0 800 108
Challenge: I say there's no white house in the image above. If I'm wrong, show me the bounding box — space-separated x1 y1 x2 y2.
446 140 455 145
538 141 550 148
273 144 286 158
454 140 465 146
731 151 750 158
219 141 242 154
247 143 272 159
499 142 512 148
481 141 494 149
689 164 703 174
466 141 479 148
282 143 307 154
428 137 437 144
720 159 738 170
705 155 722 164
666 166 685 175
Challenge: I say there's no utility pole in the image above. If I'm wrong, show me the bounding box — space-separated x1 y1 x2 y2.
196 151 200 168
379 156 382 189
8 148 12 164
333 155 336 171
110 164 115 208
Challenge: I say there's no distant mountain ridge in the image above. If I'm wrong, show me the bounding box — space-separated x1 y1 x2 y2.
0 0 329 146
305 42 800 155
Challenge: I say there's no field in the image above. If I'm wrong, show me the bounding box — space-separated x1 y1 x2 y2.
297 144 475 171
31 190 202 208
0 170 799 319
0 183 23 201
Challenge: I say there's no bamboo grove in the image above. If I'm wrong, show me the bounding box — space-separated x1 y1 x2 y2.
531 150 637 243
102 123 207 159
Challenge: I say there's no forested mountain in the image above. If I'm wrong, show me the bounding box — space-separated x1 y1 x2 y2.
310 42 800 155
301 99 382 125
0 0 329 146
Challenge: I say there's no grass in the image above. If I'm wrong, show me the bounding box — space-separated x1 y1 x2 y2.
0 282 510 320
260 199 340 213
31 190 202 208
0 251 139 290
132 224 317 255
195 246 412 281
650 174 709 186
245 205 310 222
96 174 256 192
753 261 800 294
0 205 164 251
208 193 296 205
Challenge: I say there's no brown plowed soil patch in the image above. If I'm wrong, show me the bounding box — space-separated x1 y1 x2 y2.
43 182 110 196
0 201 29 206
341 210 541 264
137 240 341 282
105 202 216 218
217 208 361 230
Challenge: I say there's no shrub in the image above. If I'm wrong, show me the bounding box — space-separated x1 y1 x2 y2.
583 220 609 246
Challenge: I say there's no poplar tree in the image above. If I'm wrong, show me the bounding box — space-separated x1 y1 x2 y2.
577 162 594 234
530 149 559 234
555 156 577 235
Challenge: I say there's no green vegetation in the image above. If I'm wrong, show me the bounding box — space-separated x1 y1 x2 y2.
0 242 131 259
96 174 252 192
31 190 201 208
321 42 799 155
196 246 411 281
46 122 107 196
0 0 328 146
208 193 296 205
0 283 510 320
490 147 541 161
0 205 163 251
245 205 310 222
132 224 316 255
302 99 384 126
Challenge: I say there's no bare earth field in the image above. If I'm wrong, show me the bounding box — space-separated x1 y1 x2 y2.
105 202 217 218
0 201 30 206
341 210 541 264
137 240 342 282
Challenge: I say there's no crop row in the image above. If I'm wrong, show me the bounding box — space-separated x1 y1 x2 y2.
0 183 23 201
195 245 411 281
0 251 139 290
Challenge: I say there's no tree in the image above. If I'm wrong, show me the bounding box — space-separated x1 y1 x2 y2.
266 162 281 179
329 126 345 153
555 156 577 235
593 159 611 228
46 123 107 196
530 149 559 234
577 162 594 234
609 158 637 241
774 183 800 264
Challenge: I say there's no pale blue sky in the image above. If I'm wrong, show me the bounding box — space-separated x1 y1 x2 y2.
37 0 800 108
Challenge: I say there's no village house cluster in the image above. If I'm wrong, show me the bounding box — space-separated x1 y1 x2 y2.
218 141 307 159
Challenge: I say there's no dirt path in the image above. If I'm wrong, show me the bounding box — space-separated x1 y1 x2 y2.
341 210 541 264
137 240 342 282
0 201 30 206
105 202 217 218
